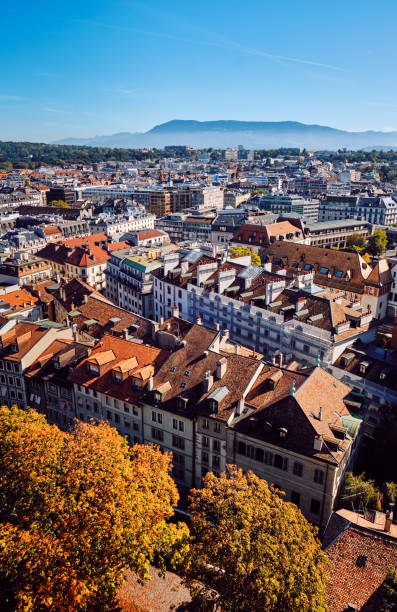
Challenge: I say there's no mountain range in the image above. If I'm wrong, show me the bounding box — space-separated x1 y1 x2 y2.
53 120 397 151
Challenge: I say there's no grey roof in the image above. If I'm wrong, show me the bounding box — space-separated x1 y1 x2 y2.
238 265 263 281
208 386 230 402
306 219 371 231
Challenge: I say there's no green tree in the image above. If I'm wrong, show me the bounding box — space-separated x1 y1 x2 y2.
379 569 397 612
49 199 71 209
230 246 261 266
346 233 367 253
367 229 388 256
184 466 328 612
0 406 188 611
342 472 380 509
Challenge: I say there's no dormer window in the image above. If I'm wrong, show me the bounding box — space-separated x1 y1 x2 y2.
113 372 123 384
88 363 99 375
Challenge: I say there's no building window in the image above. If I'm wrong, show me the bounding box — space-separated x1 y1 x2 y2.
213 439 220 453
114 414 120 424
202 451 209 464
173 418 178 429
203 418 209 429
179 420 184 432
106 410 112 421
274 454 288 471
314 469 324 484
152 427 163 442
310 499 321 515
264 451 273 465
214 422 221 433
291 491 300 507
133 423 139 431
213 455 220 468
293 462 303 477
172 435 185 450
203 435 209 448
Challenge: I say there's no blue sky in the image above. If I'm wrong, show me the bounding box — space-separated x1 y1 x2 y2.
1 0 397 142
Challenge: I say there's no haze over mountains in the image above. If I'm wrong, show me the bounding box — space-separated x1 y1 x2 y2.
53 120 397 151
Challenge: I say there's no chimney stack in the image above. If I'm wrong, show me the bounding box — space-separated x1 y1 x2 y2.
216 358 227 379
172 305 179 318
196 315 202 325
122 328 128 340
203 370 214 392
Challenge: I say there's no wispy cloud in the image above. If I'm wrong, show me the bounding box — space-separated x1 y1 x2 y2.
106 88 137 95
44 107 72 114
38 72 58 78
68 17 346 72
0 94 23 101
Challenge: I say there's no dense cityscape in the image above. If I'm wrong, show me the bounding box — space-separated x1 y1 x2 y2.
0 144 396 609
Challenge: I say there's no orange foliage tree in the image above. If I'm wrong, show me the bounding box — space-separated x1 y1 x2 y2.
184 466 328 612
0 406 188 611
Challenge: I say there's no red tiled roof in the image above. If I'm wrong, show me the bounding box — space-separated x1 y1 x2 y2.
326 515 397 612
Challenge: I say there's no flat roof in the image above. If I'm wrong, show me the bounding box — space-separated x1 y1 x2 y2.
306 219 371 231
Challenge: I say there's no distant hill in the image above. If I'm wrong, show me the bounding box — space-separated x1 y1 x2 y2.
54 120 397 150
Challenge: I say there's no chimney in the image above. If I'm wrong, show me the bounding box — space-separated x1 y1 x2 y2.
196 315 202 325
296 297 306 312
203 370 214 392
216 358 227 379
72 323 78 342
278 353 283 367
222 329 230 341
60 287 66 301
122 328 128 340
172 305 179 318
147 376 154 391
384 506 394 532
236 399 245 415
214 322 220 331
271 353 276 365
71 301 75 311
83 294 88 304
313 437 322 451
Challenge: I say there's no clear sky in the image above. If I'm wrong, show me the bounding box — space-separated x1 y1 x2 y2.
1 0 397 142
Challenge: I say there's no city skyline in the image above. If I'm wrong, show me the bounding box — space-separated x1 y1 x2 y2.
1 0 397 142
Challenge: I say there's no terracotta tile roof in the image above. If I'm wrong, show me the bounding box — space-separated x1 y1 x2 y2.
38 242 110 267
136 229 167 241
107 241 132 252
43 226 62 236
325 513 397 612
62 233 108 248
232 222 304 246
69 335 169 403
235 367 355 464
0 322 48 361
0 288 39 312
262 242 377 294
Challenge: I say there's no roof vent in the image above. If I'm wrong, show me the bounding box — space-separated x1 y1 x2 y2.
356 555 367 568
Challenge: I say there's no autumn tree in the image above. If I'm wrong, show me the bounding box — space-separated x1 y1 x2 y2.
49 199 71 208
0 406 188 611
346 233 367 253
184 466 328 612
367 229 388 256
342 472 380 509
229 246 261 266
